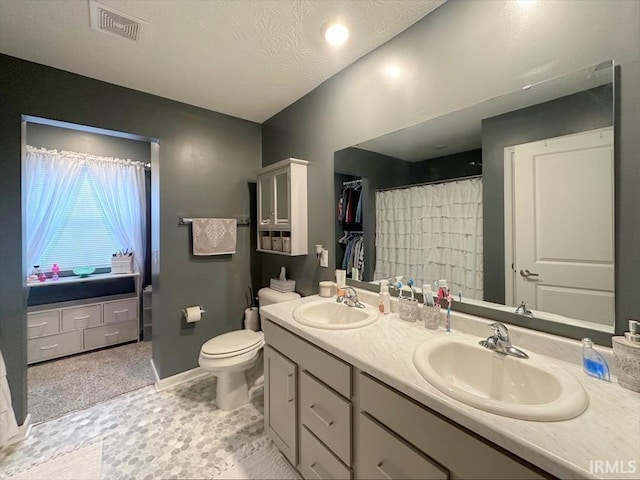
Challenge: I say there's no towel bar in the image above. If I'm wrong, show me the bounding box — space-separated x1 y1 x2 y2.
179 217 250 226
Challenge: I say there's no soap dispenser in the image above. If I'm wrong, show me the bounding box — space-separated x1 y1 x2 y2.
582 338 610 381
612 320 640 392
378 281 391 315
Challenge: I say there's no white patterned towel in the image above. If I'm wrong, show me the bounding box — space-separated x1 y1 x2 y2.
192 218 237 255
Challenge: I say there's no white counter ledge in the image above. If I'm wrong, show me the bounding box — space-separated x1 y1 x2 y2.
260 293 640 480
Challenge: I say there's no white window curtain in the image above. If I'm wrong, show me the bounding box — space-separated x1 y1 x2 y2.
24 146 147 274
374 178 483 300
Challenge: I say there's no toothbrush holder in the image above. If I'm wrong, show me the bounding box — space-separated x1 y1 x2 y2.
398 297 419 322
421 304 441 330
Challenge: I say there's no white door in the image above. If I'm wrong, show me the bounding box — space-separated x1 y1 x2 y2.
510 127 614 327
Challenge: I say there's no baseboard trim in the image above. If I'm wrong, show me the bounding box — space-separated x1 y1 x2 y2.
151 359 209 392
4 413 32 447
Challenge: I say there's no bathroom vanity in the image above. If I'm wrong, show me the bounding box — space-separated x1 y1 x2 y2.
261 292 640 480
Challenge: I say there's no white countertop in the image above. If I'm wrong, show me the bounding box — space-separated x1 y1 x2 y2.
260 292 640 480
27 272 139 287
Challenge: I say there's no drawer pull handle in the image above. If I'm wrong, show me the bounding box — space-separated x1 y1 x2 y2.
73 315 91 321
309 462 329 480
104 331 120 337
309 404 334 427
28 322 48 328
377 461 401 480
287 373 294 403
113 309 128 315
39 344 59 351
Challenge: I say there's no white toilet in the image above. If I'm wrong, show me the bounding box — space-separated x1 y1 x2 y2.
198 287 300 411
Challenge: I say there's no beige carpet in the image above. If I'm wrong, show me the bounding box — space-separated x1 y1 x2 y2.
8 442 102 480
28 341 154 423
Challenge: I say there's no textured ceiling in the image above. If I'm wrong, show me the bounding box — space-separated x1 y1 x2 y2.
0 0 445 122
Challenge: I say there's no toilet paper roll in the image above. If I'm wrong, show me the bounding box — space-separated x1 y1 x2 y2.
184 306 202 323
244 307 259 331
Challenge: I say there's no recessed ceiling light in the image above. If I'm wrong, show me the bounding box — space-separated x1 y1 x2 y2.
384 64 401 79
322 22 349 46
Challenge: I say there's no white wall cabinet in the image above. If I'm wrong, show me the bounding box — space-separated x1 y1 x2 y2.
27 295 139 364
257 158 308 255
264 319 547 480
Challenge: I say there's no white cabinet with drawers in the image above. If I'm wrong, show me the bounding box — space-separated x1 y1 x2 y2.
264 319 353 479
263 317 547 480
27 296 139 364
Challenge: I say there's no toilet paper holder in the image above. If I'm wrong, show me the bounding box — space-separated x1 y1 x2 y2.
182 305 206 319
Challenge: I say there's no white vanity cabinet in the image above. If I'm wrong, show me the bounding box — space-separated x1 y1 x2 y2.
263 317 548 480
355 372 545 480
257 158 308 255
27 295 139 364
264 319 353 479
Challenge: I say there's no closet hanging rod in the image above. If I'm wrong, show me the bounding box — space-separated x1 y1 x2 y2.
343 179 363 188
179 216 251 226
376 174 482 192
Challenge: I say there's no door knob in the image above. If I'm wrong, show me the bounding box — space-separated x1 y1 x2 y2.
519 269 539 278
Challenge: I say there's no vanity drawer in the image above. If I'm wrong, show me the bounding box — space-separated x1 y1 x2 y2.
300 371 351 465
103 298 138 325
28 331 83 363
61 305 101 331
357 372 544 479
84 320 138 350
27 310 60 339
356 412 448 480
299 425 351 480
264 320 351 398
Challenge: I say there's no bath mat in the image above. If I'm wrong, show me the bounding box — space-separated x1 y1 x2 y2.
8 441 102 480
212 440 299 479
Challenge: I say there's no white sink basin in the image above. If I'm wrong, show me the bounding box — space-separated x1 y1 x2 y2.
293 299 379 330
413 336 588 421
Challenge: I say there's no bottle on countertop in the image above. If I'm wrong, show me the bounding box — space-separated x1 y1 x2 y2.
51 263 60 281
612 320 640 392
582 338 610 381
378 281 391 314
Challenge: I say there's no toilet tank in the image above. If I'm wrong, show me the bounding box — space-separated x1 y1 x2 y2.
257 288 300 319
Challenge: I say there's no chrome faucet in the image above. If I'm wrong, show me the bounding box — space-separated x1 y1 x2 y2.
514 301 533 317
336 286 366 309
479 322 529 359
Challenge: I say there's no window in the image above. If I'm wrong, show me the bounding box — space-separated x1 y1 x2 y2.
31 168 123 271
25 145 146 275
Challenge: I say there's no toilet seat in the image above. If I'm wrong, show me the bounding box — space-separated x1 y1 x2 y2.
201 330 264 359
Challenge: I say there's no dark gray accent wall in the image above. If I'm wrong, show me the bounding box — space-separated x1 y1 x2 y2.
26 122 151 161
0 54 261 423
408 150 482 185
261 1 639 342
482 85 613 304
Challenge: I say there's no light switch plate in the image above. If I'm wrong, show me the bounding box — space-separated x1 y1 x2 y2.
320 249 329 268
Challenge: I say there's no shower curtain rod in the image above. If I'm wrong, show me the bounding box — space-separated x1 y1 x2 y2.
376 174 482 192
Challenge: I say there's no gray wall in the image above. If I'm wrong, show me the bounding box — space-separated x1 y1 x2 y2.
26 122 151 161
482 85 614 304
261 0 639 337
0 54 261 423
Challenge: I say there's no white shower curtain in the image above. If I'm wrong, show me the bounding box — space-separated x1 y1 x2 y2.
374 178 483 300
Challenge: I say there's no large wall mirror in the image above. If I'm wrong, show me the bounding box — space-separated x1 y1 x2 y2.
334 60 615 345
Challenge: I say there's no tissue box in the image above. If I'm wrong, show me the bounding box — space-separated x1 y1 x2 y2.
111 255 134 274
270 278 296 293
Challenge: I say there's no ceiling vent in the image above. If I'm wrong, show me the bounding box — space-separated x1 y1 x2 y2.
89 0 147 42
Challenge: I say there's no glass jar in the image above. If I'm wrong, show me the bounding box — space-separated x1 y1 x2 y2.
398 297 419 322
421 304 441 330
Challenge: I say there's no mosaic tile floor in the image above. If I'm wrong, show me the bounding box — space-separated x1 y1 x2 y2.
1 371 297 479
